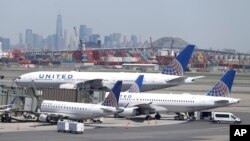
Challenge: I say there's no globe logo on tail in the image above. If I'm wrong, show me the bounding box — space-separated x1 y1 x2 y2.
161 59 184 76
102 91 118 107
128 82 140 93
206 81 229 97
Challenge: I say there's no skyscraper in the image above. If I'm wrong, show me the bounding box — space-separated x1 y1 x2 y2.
63 29 67 50
25 29 33 49
0 37 10 51
55 14 63 50
79 25 93 42
79 25 87 41
19 33 23 47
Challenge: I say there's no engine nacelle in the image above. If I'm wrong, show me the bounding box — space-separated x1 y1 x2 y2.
38 114 50 122
118 108 140 117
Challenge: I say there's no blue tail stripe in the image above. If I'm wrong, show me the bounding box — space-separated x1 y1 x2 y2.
112 81 123 103
176 45 195 72
128 75 144 93
8 97 17 107
206 69 236 97
220 69 236 92
161 45 195 76
102 81 122 107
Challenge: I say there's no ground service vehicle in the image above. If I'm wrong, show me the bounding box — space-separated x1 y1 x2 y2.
212 112 241 124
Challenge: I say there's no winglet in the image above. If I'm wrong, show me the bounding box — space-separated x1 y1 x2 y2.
102 81 122 107
161 45 195 76
206 69 236 97
127 75 144 93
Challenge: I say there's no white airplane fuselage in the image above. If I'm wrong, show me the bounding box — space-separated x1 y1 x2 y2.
40 100 117 120
119 93 240 113
15 71 185 91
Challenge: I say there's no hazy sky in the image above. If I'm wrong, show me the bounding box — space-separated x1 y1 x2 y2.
1 0 249 52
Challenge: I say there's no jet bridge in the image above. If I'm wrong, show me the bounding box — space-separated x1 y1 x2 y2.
21 80 107 104
0 85 37 112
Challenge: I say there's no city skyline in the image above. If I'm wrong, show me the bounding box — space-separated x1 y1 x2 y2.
1 0 250 52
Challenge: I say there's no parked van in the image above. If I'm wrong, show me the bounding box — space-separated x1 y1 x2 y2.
212 112 241 124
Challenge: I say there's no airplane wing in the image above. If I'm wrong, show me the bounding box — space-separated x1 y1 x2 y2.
184 76 205 83
0 105 8 108
59 79 103 89
0 108 12 112
167 76 187 83
100 107 120 114
167 76 204 84
39 112 68 118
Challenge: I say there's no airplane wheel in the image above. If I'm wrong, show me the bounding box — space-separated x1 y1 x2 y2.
180 115 185 120
145 115 152 120
174 116 179 120
155 113 161 120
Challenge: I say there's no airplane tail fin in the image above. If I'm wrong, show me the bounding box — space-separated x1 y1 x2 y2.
206 69 236 97
102 81 122 107
161 45 195 76
127 75 144 93
8 97 17 107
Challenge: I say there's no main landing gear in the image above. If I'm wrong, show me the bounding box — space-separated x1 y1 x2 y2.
155 113 161 120
145 113 161 120
174 113 185 120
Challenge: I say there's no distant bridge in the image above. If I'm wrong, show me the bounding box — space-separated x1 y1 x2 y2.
24 46 250 59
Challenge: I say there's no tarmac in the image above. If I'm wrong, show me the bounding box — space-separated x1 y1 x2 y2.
0 115 186 133
0 112 249 141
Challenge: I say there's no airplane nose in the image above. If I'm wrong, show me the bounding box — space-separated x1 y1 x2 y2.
14 77 21 84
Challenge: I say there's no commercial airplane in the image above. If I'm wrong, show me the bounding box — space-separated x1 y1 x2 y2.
37 81 123 123
117 69 240 120
14 45 203 91
0 97 17 113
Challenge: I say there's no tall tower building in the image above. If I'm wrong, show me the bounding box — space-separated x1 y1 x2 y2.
25 29 33 49
19 33 23 47
63 29 67 50
55 14 63 50
79 25 87 41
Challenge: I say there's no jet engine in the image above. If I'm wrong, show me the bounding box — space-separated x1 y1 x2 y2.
38 114 51 122
118 108 140 117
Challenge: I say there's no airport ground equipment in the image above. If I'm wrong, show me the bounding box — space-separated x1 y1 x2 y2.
57 120 84 134
211 112 241 124
69 122 84 134
195 111 213 120
0 111 12 122
57 120 69 132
